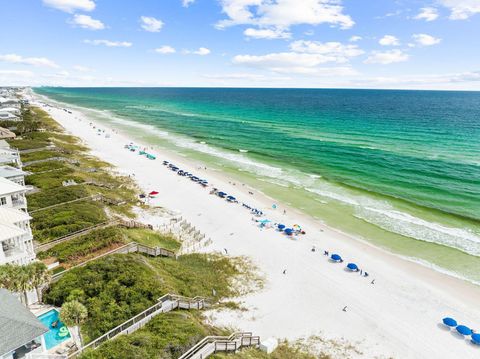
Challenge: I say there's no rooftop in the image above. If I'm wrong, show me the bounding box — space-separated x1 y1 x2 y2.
0 289 48 356
0 207 31 223
0 222 26 241
0 165 26 178
0 177 26 195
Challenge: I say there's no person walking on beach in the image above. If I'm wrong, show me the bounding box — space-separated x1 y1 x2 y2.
342 306 347 312
324 250 329 256
282 269 287 275
371 279 375 285
224 248 228 255
360 269 363 275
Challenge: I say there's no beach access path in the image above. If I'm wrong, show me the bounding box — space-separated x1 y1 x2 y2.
34 97 480 359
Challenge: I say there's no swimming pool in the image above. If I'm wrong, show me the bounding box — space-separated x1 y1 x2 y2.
37 309 71 350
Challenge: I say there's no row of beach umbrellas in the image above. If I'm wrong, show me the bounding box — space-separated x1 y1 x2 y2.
442 317 479 344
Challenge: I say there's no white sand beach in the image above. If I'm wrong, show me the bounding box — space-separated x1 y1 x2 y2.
33 96 480 358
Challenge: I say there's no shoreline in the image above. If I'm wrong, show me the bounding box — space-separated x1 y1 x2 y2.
30 93 480 358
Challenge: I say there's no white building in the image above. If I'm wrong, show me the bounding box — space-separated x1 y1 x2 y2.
0 207 35 265
0 166 27 186
0 289 48 359
0 112 20 122
0 177 28 211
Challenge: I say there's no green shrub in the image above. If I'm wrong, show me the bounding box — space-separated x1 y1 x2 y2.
37 227 126 263
27 186 90 211
31 202 107 243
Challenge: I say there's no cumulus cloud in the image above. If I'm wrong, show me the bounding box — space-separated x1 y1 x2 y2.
414 7 439 21
84 39 132 47
42 0 95 13
289 40 364 60
233 40 362 75
244 28 291 39
140 16 164 32
364 49 409 65
379 35 400 46
349 36 362 42
216 0 354 41
70 14 105 30
440 0 480 20
0 54 59 68
412 33 441 46
188 47 211 56
182 0 195 7
155 46 176 54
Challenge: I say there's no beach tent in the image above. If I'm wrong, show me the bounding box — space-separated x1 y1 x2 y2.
284 228 294 235
346 263 358 271
456 325 472 336
277 224 285 230
471 333 480 345
331 254 342 262
442 318 457 327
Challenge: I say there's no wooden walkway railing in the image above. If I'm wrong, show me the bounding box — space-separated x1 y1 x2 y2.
178 332 260 359
67 294 209 358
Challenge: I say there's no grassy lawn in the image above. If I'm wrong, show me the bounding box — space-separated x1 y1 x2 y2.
122 228 181 251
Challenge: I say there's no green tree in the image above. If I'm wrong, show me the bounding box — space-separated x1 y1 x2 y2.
30 262 51 303
60 300 88 346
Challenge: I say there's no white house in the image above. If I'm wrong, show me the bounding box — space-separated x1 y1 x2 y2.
0 207 35 265
0 165 27 186
0 177 28 211
0 107 21 115
0 289 48 359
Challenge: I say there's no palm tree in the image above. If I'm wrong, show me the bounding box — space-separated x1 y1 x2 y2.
60 300 88 346
17 265 34 306
30 262 51 303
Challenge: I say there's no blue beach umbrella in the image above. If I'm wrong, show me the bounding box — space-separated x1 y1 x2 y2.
442 317 457 327
456 325 472 336
471 333 480 345
277 224 286 230
346 263 358 271
284 228 293 235
331 254 342 262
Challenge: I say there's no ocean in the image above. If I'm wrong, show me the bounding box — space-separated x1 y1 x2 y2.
34 87 480 284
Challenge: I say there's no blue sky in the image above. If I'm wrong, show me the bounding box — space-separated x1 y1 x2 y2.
0 0 479 89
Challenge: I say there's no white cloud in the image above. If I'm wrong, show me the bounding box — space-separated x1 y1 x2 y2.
140 16 164 32
84 39 132 47
0 54 59 68
0 70 34 77
364 50 409 65
193 47 211 55
414 7 439 21
233 40 362 75
42 0 95 13
349 35 362 42
73 65 92 72
216 0 354 38
379 35 400 46
182 0 195 7
440 0 480 20
244 28 291 39
412 34 441 46
155 46 176 54
289 40 364 60
70 14 105 30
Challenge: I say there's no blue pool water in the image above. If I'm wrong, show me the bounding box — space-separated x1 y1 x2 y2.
37 310 71 349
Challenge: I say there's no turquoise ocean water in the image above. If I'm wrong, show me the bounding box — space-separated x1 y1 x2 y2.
34 87 480 284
